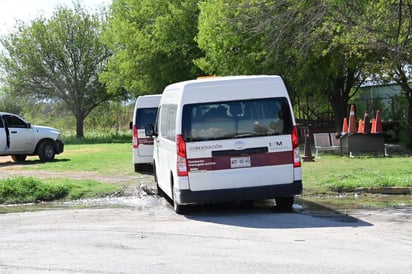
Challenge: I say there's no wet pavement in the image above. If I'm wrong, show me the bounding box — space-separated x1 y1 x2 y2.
1 183 411 217
1 197 411 273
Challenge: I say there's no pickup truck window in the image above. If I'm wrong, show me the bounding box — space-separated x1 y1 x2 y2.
3 114 27 128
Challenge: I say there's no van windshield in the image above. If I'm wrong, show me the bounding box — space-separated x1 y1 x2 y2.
182 98 293 142
136 108 158 129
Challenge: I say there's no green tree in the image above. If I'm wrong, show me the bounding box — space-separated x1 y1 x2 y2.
322 0 412 146
101 0 203 96
362 0 412 147
0 91 24 114
197 0 374 130
0 2 118 138
195 0 274 75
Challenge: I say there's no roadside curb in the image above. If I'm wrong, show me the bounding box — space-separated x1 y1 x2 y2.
355 187 411 195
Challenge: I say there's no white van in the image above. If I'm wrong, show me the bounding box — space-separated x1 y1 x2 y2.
130 94 161 171
145 76 302 213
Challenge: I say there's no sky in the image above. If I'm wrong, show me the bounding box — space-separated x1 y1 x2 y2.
0 0 112 35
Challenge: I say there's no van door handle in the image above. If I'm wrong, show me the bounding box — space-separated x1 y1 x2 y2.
10 131 17 134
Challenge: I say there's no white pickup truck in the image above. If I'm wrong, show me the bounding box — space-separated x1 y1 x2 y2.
0 112 64 162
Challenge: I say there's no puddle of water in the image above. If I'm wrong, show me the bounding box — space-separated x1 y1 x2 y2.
300 194 412 209
0 186 159 214
1 189 411 215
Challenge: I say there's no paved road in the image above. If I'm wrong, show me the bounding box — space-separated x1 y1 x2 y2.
0 199 411 274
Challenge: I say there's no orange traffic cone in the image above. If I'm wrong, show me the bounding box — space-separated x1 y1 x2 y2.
357 119 364 133
342 117 348 133
348 105 357 133
375 110 383 133
371 118 376 133
363 111 370 133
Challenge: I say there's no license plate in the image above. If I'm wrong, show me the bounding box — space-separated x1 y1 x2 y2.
230 156 251 168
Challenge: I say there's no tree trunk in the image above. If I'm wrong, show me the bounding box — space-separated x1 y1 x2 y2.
397 72 412 148
327 86 349 133
331 100 347 133
406 91 412 148
75 115 84 138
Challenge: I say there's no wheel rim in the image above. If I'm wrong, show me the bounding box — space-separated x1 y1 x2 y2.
45 144 55 159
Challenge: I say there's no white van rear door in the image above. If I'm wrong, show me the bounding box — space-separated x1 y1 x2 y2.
134 108 157 157
186 135 294 191
137 129 154 156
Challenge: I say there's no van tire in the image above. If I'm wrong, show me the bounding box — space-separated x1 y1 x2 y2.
173 196 185 214
154 165 164 197
275 196 294 210
171 179 185 214
134 163 151 172
157 184 164 197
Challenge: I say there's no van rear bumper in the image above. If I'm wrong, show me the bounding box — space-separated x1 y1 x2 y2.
176 180 302 205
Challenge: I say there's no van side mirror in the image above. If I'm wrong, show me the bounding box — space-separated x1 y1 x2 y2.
26 123 31 128
129 121 133 130
145 124 157 137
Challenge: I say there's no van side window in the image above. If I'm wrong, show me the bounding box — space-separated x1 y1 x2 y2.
182 98 292 142
160 104 177 141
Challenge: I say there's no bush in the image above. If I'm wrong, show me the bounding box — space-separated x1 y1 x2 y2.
0 177 69 204
399 122 412 149
62 130 131 144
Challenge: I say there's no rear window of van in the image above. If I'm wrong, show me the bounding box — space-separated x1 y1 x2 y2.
136 108 157 129
182 98 293 142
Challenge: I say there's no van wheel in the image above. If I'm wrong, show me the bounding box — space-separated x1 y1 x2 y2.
172 183 185 214
38 140 56 162
157 184 164 197
275 196 294 210
154 165 164 197
11 155 27 162
134 163 151 172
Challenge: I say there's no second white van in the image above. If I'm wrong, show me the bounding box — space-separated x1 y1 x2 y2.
145 76 302 213
130 94 161 171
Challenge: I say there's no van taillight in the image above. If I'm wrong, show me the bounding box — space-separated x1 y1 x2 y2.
176 135 188 176
132 125 139 148
292 126 301 167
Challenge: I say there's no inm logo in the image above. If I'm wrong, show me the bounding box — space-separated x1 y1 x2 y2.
270 141 283 147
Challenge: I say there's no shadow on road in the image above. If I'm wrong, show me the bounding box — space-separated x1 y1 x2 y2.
184 199 372 229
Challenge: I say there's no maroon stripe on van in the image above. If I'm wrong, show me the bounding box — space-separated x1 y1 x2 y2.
138 138 154 145
187 151 292 171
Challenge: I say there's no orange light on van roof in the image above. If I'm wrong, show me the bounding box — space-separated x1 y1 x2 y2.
196 75 216 79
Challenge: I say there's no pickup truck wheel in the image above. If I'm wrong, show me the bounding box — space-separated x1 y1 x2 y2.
11 155 27 162
38 141 56 162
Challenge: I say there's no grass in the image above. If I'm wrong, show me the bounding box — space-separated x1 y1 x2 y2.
44 178 122 200
0 177 121 204
302 154 412 195
62 131 131 145
0 141 133 205
1 141 411 204
0 177 69 204
26 143 134 176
